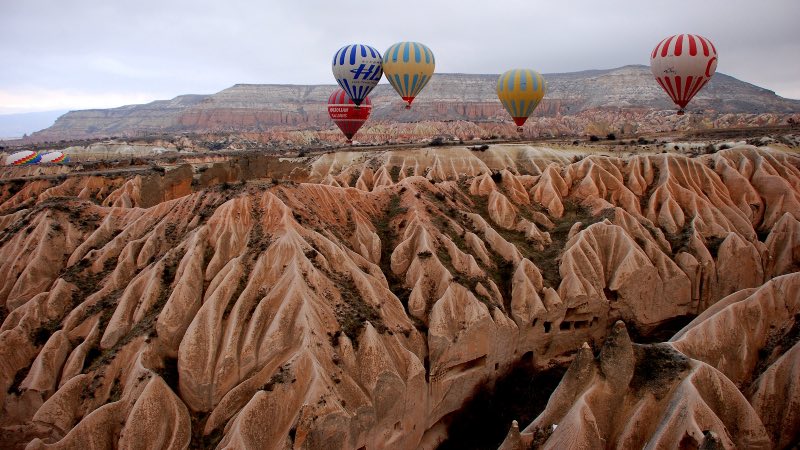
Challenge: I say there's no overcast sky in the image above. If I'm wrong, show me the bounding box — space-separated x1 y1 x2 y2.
1 0 798 114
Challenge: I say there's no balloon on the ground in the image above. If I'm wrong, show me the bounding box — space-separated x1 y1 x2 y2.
496 69 546 130
327 88 372 143
39 151 70 163
4 150 41 166
382 41 435 109
331 44 383 106
650 34 718 115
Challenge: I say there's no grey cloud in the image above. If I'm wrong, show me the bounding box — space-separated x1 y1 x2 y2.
1 0 798 113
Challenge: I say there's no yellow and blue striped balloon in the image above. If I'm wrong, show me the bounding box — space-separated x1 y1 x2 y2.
382 41 435 109
496 69 546 129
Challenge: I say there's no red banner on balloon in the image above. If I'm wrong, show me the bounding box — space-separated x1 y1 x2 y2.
327 88 372 142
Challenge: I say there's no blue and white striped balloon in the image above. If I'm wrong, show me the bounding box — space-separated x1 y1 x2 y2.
331 44 383 106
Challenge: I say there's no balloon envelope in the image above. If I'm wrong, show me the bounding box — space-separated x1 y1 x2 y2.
496 69 546 127
650 34 718 113
382 41 435 108
4 150 41 166
328 89 371 142
40 151 70 163
331 44 383 106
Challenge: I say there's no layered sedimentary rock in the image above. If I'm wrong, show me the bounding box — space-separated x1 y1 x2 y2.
29 66 800 141
0 144 798 449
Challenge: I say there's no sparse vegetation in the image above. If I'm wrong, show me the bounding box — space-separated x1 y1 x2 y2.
330 270 387 345
78 246 185 373
373 194 423 330
630 343 690 399
262 365 290 391
190 411 224 449
752 314 800 383
207 141 226 151
389 166 401 183
530 425 555 450
639 164 660 214
108 377 123 403
666 223 695 255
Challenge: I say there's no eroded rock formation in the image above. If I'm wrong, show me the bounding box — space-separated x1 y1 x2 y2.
0 144 798 449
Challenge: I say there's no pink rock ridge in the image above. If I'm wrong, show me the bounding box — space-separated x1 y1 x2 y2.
0 144 797 448
501 272 800 450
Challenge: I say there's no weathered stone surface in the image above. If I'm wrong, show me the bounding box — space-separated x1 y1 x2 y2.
27 67 800 142
505 322 772 450
0 145 798 449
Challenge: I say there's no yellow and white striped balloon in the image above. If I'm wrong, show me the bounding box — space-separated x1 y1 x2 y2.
382 41 435 109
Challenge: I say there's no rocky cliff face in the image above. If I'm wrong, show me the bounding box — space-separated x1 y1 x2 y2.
31 66 800 141
0 143 799 449
501 270 800 449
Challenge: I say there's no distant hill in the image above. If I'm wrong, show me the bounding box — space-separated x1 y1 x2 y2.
30 66 800 141
0 110 69 140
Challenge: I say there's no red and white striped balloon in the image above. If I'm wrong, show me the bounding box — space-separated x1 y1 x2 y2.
650 34 718 114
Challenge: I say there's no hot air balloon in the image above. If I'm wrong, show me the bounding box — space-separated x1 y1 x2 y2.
332 44 383 107
328 88 372 144
650 34 718 115
4 150 41 166
496 69 546 132
382 41 435 109
39 151 70 163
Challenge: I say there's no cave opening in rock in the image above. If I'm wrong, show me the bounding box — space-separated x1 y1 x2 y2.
522 351 534 364
436 357 567 450
627 314 697 344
